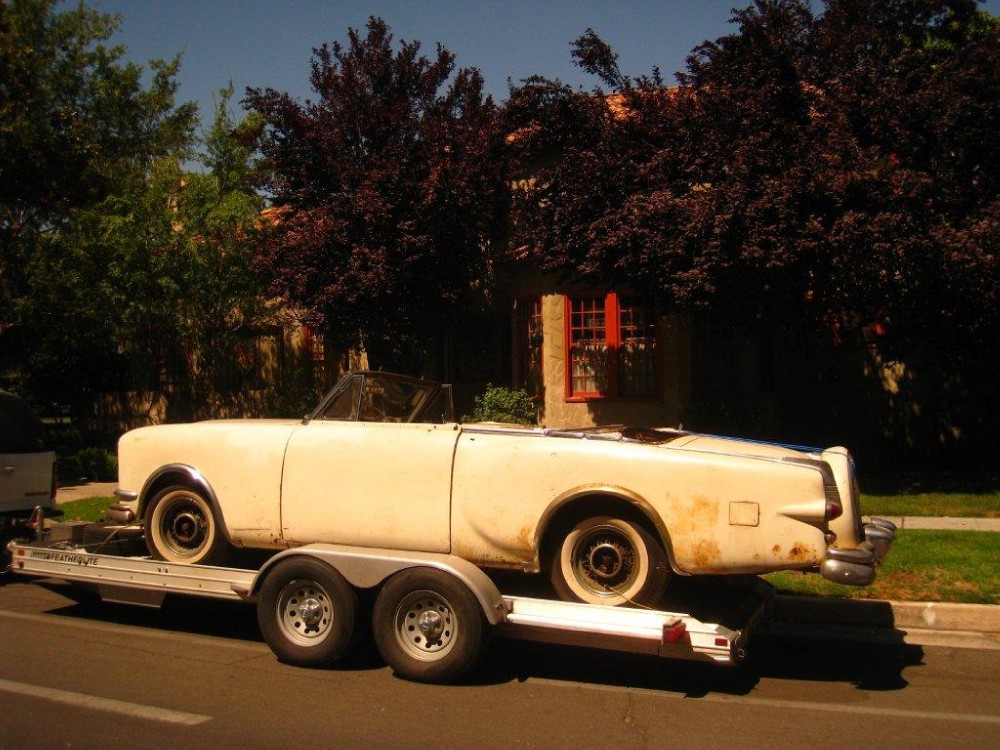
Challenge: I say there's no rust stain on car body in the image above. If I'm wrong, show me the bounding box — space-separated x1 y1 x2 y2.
787 542 815 562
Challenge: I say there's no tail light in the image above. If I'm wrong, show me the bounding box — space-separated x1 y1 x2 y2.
824 483 843 520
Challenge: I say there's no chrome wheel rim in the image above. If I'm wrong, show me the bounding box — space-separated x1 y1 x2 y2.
276 579 334 646
393 590 457 661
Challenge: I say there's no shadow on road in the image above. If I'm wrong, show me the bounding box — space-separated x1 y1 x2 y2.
21 577 923 696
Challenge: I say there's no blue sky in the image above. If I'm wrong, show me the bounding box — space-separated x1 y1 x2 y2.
94 0 1000 125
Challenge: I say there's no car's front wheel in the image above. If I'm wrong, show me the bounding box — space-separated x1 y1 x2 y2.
144 486 229 565
550 516 669 607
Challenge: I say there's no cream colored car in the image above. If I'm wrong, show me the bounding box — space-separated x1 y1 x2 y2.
115 371 894 606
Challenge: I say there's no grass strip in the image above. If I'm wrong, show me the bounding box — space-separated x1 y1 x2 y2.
859 472 1000 518
51 496 117 523
764 529 1000 604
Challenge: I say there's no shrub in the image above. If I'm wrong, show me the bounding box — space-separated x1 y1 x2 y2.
464 384 536 425
77 447 118 482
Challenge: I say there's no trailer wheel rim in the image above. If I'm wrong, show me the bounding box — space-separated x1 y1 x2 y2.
392 590 457 661
275 579 334 646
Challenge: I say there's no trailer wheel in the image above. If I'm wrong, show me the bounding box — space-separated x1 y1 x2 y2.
373 568 487 683
550 516 668 607
257 557 357 667
144 486 229 565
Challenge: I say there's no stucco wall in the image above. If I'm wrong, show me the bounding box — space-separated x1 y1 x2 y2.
536 294 691 429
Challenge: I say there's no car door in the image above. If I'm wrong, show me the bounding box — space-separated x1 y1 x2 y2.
280 420 459 552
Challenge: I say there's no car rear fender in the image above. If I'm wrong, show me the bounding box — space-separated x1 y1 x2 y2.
534 485 684 576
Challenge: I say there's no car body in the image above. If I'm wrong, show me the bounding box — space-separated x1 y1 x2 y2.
1 390 56 517
115 371 895 605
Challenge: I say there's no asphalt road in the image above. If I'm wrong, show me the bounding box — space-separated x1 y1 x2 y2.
1 576 998 750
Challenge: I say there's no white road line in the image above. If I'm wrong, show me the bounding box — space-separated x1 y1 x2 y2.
0 678 211 726
527 678 1000 725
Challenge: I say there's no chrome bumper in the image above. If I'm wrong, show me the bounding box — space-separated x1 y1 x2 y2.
106 489 139 524
820 517 897 586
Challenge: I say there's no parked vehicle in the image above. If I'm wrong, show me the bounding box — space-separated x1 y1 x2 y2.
1 390 56 570
112 371 894 607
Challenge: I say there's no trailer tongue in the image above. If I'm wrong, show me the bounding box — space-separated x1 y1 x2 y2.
7 523 771 682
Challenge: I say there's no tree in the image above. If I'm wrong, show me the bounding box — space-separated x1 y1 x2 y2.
244 17 509 370
103 87 267 417
0 0 197 398
505 0 1000 360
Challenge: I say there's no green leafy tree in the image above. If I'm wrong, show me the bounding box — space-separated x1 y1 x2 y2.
244 17 509 371
104 88 267 417
0 0 197 399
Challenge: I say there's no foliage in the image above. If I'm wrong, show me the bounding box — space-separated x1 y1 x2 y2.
244 17 510 371
76 446 117 481
262 368 324 419
103 87 267 415
505 0 1000 361
464 384 537 424
0 0 198 400
0 0 196 361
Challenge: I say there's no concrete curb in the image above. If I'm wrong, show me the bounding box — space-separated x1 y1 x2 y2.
768 594 1000 650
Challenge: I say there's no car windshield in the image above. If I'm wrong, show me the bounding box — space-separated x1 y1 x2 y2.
311 372 452 423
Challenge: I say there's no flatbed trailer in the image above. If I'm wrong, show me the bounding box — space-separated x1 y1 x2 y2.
7 520 772 683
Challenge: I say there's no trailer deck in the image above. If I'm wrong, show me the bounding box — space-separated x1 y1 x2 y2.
7 522 772 674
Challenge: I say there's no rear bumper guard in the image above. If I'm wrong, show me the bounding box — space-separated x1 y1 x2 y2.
820 517 897 586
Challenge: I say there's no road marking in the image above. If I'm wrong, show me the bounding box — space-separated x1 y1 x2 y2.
527 678 1000 726
0 678 211 726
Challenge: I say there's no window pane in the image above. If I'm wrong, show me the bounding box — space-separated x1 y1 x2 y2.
618 297 656 397
569 297 608 395
319 376 362 420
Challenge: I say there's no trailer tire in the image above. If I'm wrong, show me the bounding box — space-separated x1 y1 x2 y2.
144 486 229 565
373 567 487 683
550 516 668 607
257 557 357 667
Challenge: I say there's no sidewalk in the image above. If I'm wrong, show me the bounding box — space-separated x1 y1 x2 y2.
56 481 119 503
865 515 1000 532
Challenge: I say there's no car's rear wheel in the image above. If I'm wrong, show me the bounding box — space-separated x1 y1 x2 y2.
144 486 229 565
550 516 668 607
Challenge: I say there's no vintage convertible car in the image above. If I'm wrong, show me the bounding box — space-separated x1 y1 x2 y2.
114 371 895 606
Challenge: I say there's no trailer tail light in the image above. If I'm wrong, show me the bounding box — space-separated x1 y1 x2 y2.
662 618 688 644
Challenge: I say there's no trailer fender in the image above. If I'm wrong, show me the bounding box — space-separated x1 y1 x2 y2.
248 544 507 625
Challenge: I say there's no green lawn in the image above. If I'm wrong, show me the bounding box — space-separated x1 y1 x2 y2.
764 529 1000 604
860 472 1000 517
51 496 116 523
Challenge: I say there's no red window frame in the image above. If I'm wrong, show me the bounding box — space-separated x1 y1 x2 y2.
564 294 657 401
